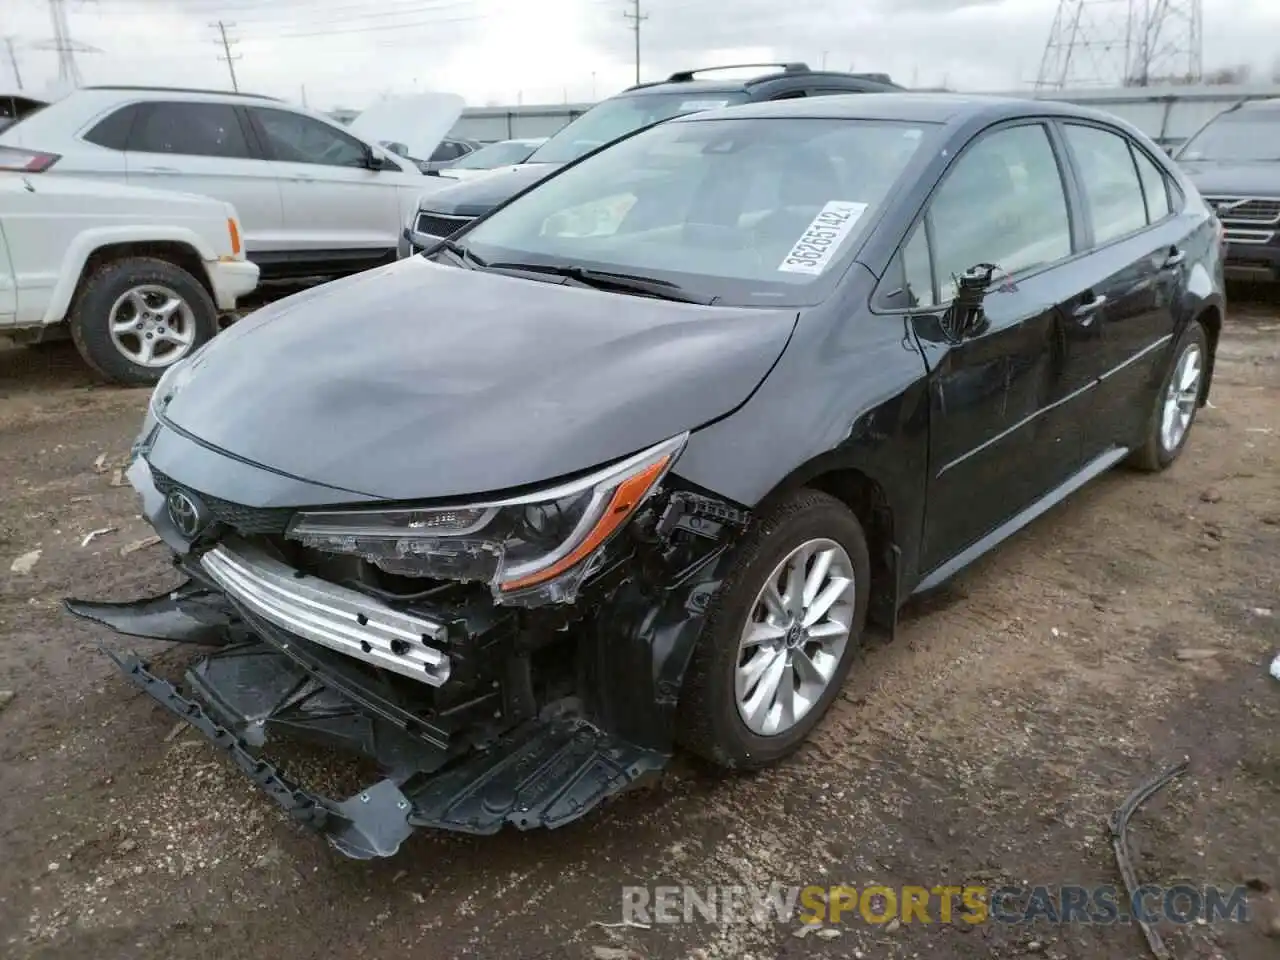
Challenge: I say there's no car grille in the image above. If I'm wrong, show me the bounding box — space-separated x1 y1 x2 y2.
1204 196 1280 224
150 468 294 536
414 212 474 238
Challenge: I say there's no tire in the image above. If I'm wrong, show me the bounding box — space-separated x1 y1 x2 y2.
68 256 217 386
1128 319 1208 472
676 488 871 770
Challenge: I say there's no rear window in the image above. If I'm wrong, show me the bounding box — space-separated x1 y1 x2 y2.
526 91 752 165
463 116 934 306
83 104 140 150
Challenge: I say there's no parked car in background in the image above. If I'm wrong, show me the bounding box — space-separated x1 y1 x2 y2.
0 87 462 279
70 94 1223 859
398 62 903 255
437 137 547 181
1176 97 1280 283
0 92 48 133
419 136 483 174
0 166 257 384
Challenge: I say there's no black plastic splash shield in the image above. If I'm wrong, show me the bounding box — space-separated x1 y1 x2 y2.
102 643 669 858
102 645 415 859
66 581 236 645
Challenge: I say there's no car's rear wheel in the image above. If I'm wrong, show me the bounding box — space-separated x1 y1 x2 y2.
1129 319 1208 472
676 488 870 770
69 257 217 386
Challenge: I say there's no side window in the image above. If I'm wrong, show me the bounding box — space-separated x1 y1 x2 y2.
1063 124 1148 244
252 108 368 167
429 141 462 163
83 104 139 150
929 123 1072 301
903 225 934 308
1132 147 1172 223
129 102 250 158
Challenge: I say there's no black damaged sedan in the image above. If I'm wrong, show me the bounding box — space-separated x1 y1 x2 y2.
70 94 1225 858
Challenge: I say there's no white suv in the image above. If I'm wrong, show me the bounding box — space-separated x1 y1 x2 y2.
1 167 258 385
0 86 461 279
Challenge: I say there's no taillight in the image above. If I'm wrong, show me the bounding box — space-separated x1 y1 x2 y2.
0 146 60 172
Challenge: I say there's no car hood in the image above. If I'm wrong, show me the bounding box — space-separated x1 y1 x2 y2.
1178 159 1280 197
417 163 562 217
161 257 798 502
347 93 465 167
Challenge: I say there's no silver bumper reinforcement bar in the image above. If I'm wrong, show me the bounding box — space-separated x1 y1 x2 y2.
200 537 452 687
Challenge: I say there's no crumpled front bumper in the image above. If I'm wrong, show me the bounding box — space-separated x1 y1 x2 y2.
83 614 667 858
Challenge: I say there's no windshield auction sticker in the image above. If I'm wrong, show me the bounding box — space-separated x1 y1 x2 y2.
778 201 869 275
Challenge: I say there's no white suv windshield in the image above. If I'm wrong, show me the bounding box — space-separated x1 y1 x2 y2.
526 92 752 165
462 116 933 306
1179 111 1280 162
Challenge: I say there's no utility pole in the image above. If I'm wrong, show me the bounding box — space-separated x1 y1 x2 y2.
623 0 647 85
2 36 22 90
211 20 241 92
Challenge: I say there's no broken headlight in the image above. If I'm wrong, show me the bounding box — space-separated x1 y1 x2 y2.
286 433 687 605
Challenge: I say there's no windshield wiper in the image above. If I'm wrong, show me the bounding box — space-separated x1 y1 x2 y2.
483 261 714 304
430 238 488 269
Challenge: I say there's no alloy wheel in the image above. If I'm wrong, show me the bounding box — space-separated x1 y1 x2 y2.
108 284 197 368
735 538 855 736
1160 341 1202 453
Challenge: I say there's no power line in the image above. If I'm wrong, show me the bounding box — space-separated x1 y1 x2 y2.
2 36 22 91
623 0 646 85
31 0 100 87
211 19 241 91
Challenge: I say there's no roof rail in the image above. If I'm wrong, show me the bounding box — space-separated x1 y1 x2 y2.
81 85 282 102
848 72 895 85
665 62 811 84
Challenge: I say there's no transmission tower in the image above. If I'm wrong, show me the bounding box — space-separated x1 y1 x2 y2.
31 0 99 88
1035 0 1202 90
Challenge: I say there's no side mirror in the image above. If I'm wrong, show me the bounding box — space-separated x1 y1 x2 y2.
364 149 389 171
945 263 997 340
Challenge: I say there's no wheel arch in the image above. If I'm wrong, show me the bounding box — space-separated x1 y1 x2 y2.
753 455 901 628
44 230 217 328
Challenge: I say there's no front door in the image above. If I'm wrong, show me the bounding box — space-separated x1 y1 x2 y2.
246 106 402 255
901 121 1104 573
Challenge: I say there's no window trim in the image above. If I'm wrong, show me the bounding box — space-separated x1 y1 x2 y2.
1128 140 1176 226
871 118 1080 316
1053 119 1175 253
245 104 372 168
80 102 141 151
123 99 257 160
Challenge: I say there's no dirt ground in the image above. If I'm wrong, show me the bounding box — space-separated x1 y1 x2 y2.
1 294 1277 960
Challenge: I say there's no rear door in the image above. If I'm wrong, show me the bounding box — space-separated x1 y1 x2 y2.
0 211 14 325
123 100 284 253
886 122 1104 572
1056 122 1190 455
245 105 402 255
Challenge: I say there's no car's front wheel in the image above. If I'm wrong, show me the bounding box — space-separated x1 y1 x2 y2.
69 256 217 386
1129 319 1208 472
677 488 870 770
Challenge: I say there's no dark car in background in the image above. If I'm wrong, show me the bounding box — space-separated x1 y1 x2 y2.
71 94 1223 860
397 62 903 256
1176 98 1280 283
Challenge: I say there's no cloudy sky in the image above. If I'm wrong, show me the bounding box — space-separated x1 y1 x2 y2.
3 0 1279 111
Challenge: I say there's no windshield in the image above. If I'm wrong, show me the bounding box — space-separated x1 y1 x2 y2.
1178 111 1280 162
526 91 752 165
460 116 934 306
452 140 541 169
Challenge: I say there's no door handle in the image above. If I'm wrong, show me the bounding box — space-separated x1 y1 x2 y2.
1072 293 1107 321
140 165 180 174
1162 248 1187 269
291 174 316 183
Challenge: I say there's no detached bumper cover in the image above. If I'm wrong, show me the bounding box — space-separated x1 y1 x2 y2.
97 636 666 858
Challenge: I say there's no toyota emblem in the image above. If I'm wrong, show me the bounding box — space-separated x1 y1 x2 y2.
166 489 207 539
